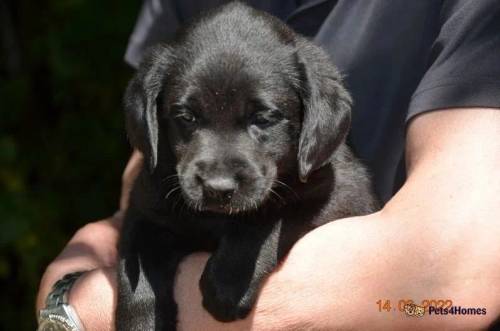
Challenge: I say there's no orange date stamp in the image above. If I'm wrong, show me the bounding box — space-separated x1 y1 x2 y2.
376 299 453 315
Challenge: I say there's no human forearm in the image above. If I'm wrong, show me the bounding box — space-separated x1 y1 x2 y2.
63 204 499 331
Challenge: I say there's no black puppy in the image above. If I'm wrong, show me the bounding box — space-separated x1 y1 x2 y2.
117 2 379 330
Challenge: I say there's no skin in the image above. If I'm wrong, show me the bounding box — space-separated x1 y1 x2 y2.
36 108 500 330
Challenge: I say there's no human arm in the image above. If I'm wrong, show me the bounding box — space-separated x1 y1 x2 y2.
36 108 500 330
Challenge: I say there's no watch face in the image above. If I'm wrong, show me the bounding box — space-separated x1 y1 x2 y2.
38 319 72 331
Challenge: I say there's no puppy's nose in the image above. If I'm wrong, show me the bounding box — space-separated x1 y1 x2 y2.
202 176 236 200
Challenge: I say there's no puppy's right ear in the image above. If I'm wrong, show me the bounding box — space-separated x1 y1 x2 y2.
124 44 174 171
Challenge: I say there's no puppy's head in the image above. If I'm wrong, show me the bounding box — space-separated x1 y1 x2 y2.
125 3 351 214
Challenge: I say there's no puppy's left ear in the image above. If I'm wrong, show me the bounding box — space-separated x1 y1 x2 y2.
124 44 174 171
295 38 352 182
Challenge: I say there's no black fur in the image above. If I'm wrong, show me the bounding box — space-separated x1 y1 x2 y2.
117 2 379 330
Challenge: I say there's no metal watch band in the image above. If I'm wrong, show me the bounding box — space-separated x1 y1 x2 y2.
38 271 86 331
46 271 85 308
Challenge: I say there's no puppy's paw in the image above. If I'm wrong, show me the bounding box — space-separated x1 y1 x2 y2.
199 269 254 322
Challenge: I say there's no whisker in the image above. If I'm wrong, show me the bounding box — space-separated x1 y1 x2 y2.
273 180 299 200
268 188 285 205
161 174 179 182
165 186 182 200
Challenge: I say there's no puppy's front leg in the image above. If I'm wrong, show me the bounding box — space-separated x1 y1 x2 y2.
199 219 285 322
116 214 186 331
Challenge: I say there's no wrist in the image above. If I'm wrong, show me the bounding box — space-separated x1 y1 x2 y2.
68 268 117 331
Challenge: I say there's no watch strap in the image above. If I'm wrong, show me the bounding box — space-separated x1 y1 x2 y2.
46 271 85 308
38 271 86 331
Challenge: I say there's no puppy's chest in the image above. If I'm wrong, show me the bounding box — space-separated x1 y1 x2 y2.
155 201 324 241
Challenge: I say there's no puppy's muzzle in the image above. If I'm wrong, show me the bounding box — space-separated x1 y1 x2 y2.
192 156 249 208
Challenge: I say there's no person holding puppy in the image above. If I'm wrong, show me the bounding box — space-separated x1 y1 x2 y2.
37 0 500 330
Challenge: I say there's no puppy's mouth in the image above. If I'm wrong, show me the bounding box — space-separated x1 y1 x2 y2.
203 200 243 214
190 192 261 215
177 179 269 215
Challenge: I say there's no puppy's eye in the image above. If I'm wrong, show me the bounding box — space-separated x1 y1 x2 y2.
250 110 283 128
251 114 271 126
175 112 197 123
170 104 198 125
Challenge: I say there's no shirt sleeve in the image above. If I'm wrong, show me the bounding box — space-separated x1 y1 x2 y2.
124 0 300 68
407 0 500 121
124 0 181 68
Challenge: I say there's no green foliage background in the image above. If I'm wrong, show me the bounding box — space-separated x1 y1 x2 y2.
0 0 139 329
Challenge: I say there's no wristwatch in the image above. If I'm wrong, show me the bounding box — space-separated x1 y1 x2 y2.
37 271 86 331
